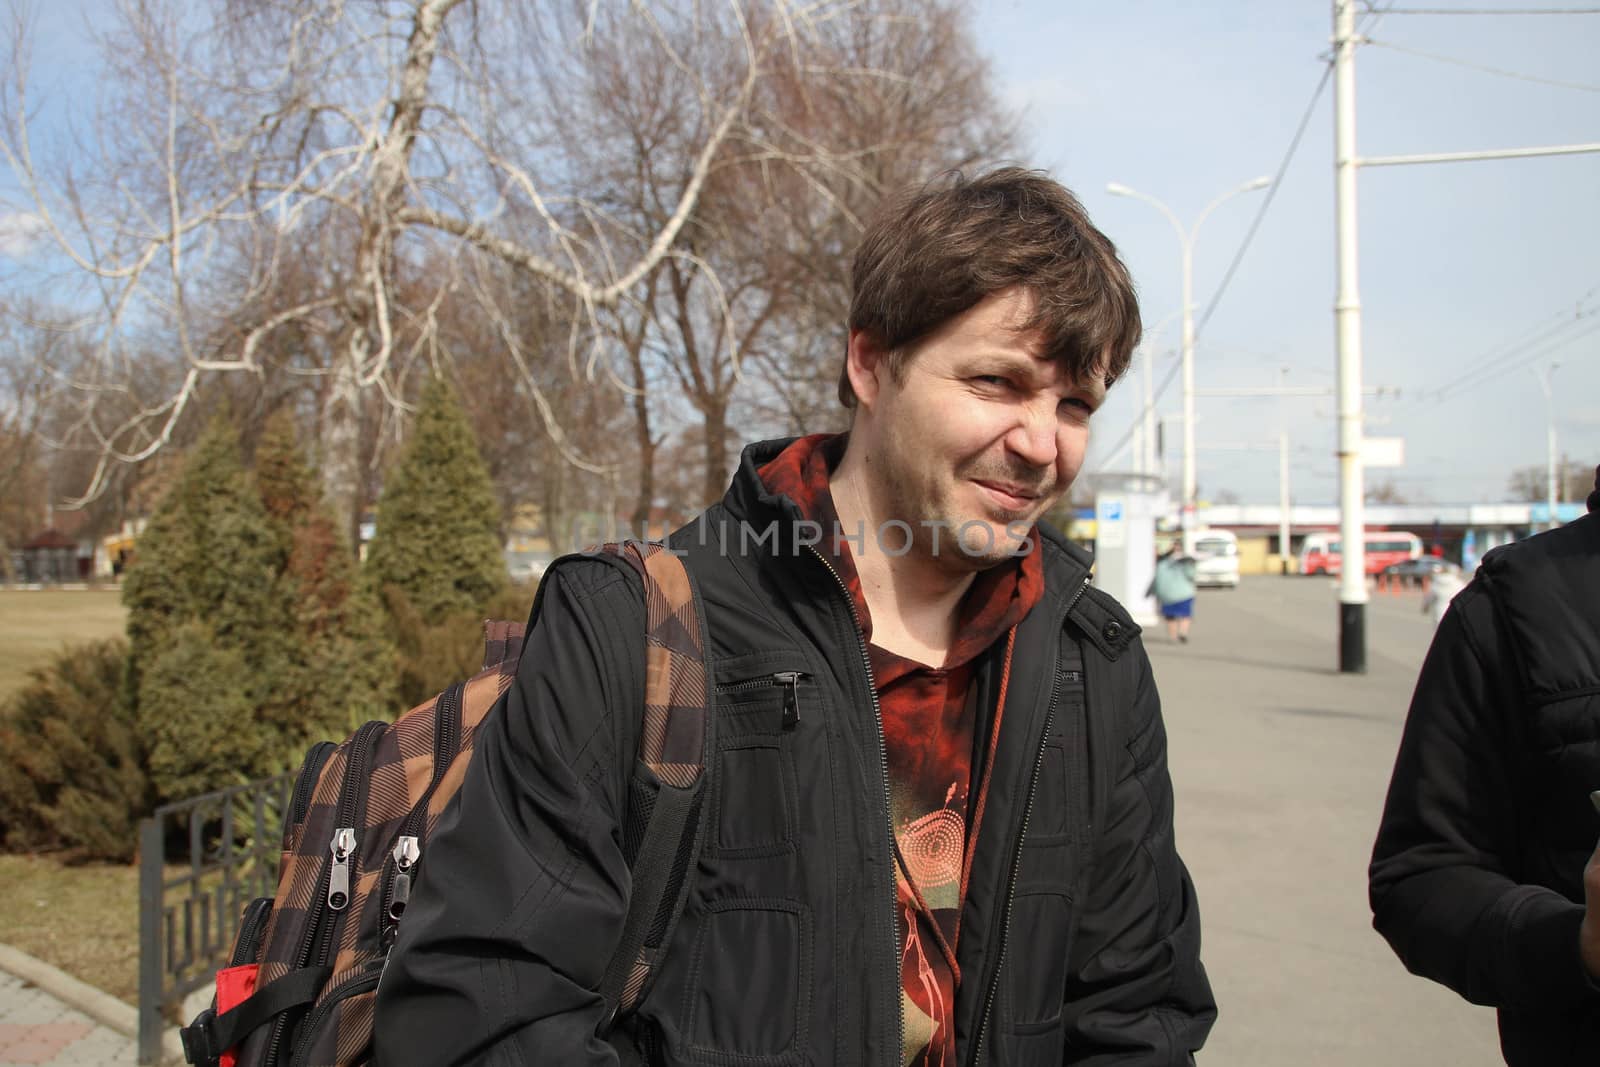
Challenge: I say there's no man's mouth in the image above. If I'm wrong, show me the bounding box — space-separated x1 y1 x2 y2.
974 480 1042 510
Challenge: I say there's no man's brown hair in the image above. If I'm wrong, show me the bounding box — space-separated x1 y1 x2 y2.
841 166 1141 406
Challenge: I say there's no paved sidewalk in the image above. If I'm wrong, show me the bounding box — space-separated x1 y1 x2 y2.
0 971 137 1067
1152 575 1502 1065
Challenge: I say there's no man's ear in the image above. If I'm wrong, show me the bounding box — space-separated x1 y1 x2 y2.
846 328 887 411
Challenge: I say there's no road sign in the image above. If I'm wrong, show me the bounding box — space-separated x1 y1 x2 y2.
1362 436 1405 468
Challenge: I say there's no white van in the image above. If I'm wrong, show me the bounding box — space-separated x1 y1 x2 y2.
1184 528 1240 589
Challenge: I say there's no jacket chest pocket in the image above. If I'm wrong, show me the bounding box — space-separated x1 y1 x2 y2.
709 665 811 856
1523 693 1600 857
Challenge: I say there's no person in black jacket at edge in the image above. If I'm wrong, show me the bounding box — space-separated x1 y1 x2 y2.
1371 465 1600 1066
374 168 1216 1066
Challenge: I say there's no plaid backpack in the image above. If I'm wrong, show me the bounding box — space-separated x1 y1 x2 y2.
180 542 714 1067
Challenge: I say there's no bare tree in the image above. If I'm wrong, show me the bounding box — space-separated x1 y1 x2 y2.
0 0 834 544
1507 459 1594 504
542 0 1019 511
1366 479 1412 505
0 309 55 573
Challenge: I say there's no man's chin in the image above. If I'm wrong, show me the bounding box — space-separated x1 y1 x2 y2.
939 517 1034 567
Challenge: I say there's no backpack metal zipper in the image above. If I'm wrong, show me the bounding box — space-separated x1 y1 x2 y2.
970 575 1090 1066
264 719 387 1067
327 829 356 911
379 683 463 942
807 547 903 1064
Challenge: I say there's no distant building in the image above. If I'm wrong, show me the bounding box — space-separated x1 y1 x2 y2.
15 527 88 583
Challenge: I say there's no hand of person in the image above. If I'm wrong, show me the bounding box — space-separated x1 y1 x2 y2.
1581 835 1600 979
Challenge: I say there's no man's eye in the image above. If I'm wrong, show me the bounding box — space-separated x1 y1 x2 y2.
1061 397 1094 415
974 375 1010 388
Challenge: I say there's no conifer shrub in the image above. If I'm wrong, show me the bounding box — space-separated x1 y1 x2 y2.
0 639 149 862
364 376 507 621
365 377 511 706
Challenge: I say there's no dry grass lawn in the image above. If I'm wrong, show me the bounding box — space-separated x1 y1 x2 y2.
0 854 141 1004
0 587 126 703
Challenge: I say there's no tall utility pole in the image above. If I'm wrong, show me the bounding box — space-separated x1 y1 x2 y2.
1333 0 1367 673
1144 344 1158 478
1279 367 1292 575
1279 430 1292 572
1326 8 1599 673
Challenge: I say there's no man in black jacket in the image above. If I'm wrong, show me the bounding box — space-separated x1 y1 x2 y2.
375 168 1216 1065
1370 466 1600 1066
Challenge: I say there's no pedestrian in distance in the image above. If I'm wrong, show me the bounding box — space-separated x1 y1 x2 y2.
1148 542 1198 643
1420 562 1467 629
1370 464 1600 1066
374 167 1216 1065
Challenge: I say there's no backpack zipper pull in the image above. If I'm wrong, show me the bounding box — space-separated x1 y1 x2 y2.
774 672 802 730
388 835 420 921
328 828 356 911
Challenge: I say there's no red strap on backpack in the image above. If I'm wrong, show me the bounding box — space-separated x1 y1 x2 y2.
214 965 258 1067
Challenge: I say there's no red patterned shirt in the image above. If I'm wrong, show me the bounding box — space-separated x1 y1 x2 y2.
758 434 1043 1066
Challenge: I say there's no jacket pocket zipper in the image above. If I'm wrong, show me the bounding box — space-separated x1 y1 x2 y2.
715 671 806 730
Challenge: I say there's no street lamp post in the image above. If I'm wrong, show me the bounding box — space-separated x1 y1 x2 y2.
1107 176 1271 531
1535 362 1561 530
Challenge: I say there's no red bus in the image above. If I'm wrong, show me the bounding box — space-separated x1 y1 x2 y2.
1299 530 1422 576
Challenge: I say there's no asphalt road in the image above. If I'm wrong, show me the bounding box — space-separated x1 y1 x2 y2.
1148 574 1503 1066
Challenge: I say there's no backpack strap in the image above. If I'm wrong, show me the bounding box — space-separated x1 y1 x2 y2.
480 618 526 673
178 966 331 1066
592 541 716 1030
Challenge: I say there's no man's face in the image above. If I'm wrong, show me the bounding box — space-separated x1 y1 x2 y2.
851 287 1105 570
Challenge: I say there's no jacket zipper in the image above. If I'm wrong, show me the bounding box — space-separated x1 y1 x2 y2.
264 719 387 1066
379 684 464 943
970 575 1091 1066
807 547 903 1064
715 672 805 729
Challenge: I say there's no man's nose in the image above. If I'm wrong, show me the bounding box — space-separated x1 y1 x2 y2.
1007 401 1059 470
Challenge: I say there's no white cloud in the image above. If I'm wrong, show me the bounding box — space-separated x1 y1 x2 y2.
0 211 47 259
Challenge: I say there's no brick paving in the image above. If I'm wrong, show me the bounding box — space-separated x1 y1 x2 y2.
0 973 137 1067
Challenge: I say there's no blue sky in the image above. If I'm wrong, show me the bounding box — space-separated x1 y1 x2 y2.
5 2 1597 507
974 0 1599 505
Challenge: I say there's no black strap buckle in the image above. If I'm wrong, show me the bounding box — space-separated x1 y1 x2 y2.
179 1007 220 1066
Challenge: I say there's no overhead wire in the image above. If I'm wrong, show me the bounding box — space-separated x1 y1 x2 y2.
1426 284 1600 399
1437 284 1599 389
1364 38 1600 93
1432 313 1600 399
1365 5 1600 14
